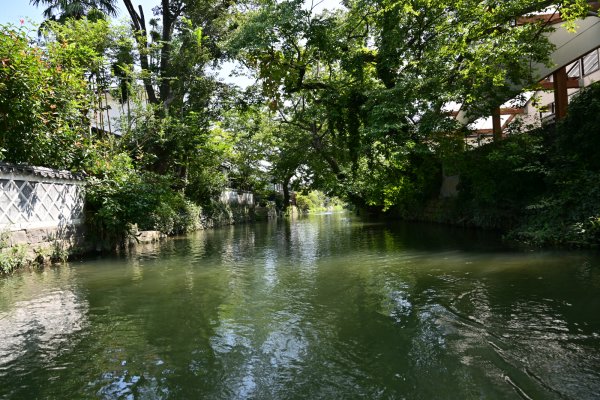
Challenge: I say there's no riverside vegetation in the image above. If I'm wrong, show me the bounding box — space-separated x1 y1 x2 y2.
453 83 600 247
0 0 598 266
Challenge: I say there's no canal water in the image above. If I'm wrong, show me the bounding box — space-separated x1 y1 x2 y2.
1 213 599 399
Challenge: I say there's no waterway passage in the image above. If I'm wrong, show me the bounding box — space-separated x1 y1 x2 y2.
1 214 600 399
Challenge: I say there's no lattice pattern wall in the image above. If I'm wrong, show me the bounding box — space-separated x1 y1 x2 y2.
220 189 254 206
0 165 85 231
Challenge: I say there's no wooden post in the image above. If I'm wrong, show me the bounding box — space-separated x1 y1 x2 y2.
492 107 502 141
553 66 568 119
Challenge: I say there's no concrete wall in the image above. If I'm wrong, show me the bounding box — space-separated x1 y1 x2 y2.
440 175 460 198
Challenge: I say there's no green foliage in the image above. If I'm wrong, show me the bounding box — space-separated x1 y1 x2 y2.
294 193 311 213
31 0 118 21
216 107 273 192
226 0 585 213
0 232 27 274
0 23 96 169
10 0 593 251
349 147 441 216
84 152 203 247
513 170 600 246
255 189 284 210
0 246 27 274
186 165 228 208
0 6 256 248
509 83 600 246
121 106 230 203
550 81 600 171
458 82 600 247
50 240 71 263
457 132 547 229
43 18 111 73
0 18 116 170
295 190 345 213
150 195 202 235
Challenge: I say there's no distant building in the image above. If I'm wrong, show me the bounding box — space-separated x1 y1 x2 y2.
89 86 148 137
456 9 600 145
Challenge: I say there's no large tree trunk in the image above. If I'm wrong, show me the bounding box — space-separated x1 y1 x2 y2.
282 174 292 213
159 0 173 107
122 0 158 104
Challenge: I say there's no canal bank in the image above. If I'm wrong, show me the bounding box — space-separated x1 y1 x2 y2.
0 162 280 274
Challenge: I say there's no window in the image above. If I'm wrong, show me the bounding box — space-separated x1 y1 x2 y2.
567 60 581 78
583 49 599 75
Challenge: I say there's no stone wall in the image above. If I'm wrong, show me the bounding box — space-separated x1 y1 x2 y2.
0 162 85 261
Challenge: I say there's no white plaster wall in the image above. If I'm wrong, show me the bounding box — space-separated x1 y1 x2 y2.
220 189 255 206
0 171 85 231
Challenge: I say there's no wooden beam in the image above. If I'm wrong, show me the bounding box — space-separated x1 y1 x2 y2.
502 114 517 130
492 108 502 141
516 3 599 26
539 77 580 90
498 107 525 115
553 66 569 119
517 13 563 26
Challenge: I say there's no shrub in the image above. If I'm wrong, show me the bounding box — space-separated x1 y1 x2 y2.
0 232 26 274
0 21 108 170
457 82 600 247
295 193 311 213
85 152 202 247
456 131 547 229
509 82 600 246
294 191 346 213
150 193 201 235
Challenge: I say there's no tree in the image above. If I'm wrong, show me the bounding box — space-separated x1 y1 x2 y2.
0 20 111 169
33 0 233 113
227 0 593 211
120 0 231 108
30 0 118 21
110 0 237 189
216 106 272 192
227 0 368 194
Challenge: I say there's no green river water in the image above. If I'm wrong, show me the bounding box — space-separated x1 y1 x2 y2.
1 213 599 399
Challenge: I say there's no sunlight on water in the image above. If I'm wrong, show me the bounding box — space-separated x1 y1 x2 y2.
1 214 600 399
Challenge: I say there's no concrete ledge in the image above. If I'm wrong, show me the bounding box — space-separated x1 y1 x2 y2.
2 224 86 266
136 230 165 243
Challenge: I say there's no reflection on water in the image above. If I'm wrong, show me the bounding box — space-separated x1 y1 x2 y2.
1 214 600 399
0 289 87 366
